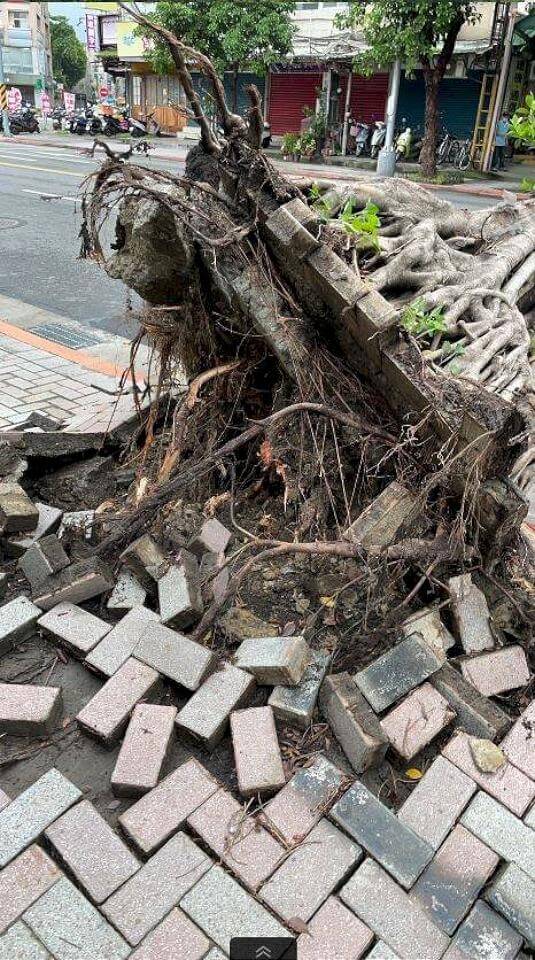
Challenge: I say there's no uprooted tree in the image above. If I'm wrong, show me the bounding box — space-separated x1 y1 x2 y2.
81 3 534 638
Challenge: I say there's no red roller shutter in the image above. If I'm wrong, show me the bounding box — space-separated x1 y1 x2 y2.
268 72 323 135
340 73 390 123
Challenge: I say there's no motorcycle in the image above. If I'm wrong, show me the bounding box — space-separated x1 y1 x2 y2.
352 120 371 156
128 109 161 138
103 110 130 137
395 121 412 161
370 119 386 158
69 109 88 135
4 107 40 134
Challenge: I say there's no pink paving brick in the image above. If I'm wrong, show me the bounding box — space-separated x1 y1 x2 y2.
397 755 476 851
130 908 210 960
119 757 219 856
231 706 285 797
380 682 455 759
501 698 535 780
296 895 373 960
111 703 177 798
261 755 347 845
0 682 62 737
187 787 284 891
76 657 160 745
442 730 535 816
460 646 530 698
0 844 62 934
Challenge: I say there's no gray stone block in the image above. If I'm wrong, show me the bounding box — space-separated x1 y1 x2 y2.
443 900 523 960
0 768 81 868
85 606 160 677
188 518 231 557
135 622 216 691
107 568 147 612
23 876 130 960
111 703 177 797
448 574 495 654
0 596 41 656
344 481 420 550
354 635 444 713
158 551 203 629
460 791 535 880
33 557 114 611
487 863 535 949
269 650 330 728
319 672 388 773
76 657 160 745
0 682 62 736
0 480 38 533
234 635 311 686
176 662 255 749
38 602 111 658
430 662 511 740
19 535 69 588
0 921 52 959
6 503 64 558
330 780 433 889
199 552 229 605
120 534 165 590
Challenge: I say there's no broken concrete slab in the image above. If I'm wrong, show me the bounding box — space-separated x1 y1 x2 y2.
111 703 177 798
33 557 114 611
76 657 160 745
380 683 456 760
460 646 530 698
269 649 330 728
319 672 388 773
107 568 147 612
188 518 231 557
231 706 285 797
343 481 421 550
234 635 311 686
431 662 511 741
85 606 160 677
0 595 41 656
119 534 165 590
448 574 495 654
0 683 62 737
157 550 204 629
0 431 103 459
38 602 111 658
176 661 255 749
402 607 455 654
0 480 39 534
134 622 216 692
355 635 444 713
18 535 70 588
0 441 27 481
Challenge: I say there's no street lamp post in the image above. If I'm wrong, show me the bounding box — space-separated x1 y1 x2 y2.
376 59 401 177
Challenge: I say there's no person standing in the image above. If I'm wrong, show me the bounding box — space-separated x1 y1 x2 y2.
493 112 510 170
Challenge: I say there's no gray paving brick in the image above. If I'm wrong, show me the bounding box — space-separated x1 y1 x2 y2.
319 672 388 773
410 825 499 935
431 662 511 740
354 635 444 712
0 682 62 736
45 800 140 904
366 943 399 959
19 535 69 587
234 635 311 686
135 621 216 691
330 780 433 889
443 900 523 960
188 518 231 557
33 556 114 611
129 908 211 960
448 574 495 654
107 568 147 612
0 769 81 868
102 832 212 946
85 606 160 676
0 595 41 655
180 864 290 955
269 650 330 728
23 876 131 960
38 602 111 658
120 534 165 590
0 844 62 935
111 703 177 797
176 662 255 748
340 858 449 960
76 657 160 745
262 754 347 845
158 551 203 629
0 921 52 959
487 863 535 949
397 755 476 851
0 479 39 533
460 791 535 880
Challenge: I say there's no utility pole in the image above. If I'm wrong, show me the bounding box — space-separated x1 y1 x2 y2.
0 34 11 137
341 69 353 156
376 59 401 176
482 3 517 172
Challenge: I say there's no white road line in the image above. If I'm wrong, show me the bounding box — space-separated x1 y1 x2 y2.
22 189 80 202
0 149 93 164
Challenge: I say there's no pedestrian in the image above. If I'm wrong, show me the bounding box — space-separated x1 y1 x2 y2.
492 111 509 171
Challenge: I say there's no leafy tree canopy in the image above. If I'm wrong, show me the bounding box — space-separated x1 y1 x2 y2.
510 91 535 146
50 15 88 89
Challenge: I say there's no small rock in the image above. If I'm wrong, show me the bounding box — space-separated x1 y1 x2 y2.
469 738 506 773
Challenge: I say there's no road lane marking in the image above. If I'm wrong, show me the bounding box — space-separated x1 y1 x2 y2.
22 189 79 202
0 160 82 176
0 150 93 164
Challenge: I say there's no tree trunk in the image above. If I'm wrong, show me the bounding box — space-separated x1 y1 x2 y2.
420 68 440 178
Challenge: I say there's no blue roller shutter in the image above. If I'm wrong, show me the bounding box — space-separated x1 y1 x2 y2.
398 72 482 139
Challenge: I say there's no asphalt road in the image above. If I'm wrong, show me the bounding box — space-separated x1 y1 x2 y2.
0 137 490 337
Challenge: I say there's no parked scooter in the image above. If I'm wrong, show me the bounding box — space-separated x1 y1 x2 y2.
103 109 130 136
128 108 161 138
370 119 386 158
352 120 371 156
395 119 412 160
5 107 40 134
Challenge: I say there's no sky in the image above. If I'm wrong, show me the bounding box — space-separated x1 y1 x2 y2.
48 2 87 41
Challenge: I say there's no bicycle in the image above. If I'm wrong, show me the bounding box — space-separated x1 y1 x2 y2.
456 140 481 171
437 129 460 166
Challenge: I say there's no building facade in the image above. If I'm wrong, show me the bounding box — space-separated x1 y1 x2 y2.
0 1 53 105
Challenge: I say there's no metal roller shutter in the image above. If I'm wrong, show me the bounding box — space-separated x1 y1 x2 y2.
268 71 323 134
341 73 390 123
398 73 482 139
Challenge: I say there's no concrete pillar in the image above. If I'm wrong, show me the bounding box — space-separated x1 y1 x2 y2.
377 59 401 177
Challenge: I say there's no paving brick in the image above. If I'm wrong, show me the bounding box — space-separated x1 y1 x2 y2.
102 832 212 946
33 556 114 611
85 606 160 677
354 635 444 713
487 863 535 949
0 595 41 655
23 876 130 960
58 510 95 542
205 949 227 960
188 786 284 891
0 768 81 868
135 621 216 691
260 817 361 923
119 757 219 855
443 731 535 816
188 517 231 557
158 551 204 629
340 858 450 960
0 844 62 934
6 503 63 558
366 943 399 959
111 703 177 797
411 825 499 935
37 601 111 658
343 481 420 550
18 535 69 589
296 895 373 959
501 699 535 780
380 682 455 759
120 534 166 590
526 802 535 829
460 791 535 880
234 635 311 686
431 662 511 740
269 650 330 728
397 755 476 850
0 682 62 736
442 900 523 960
0 921 52 959
231 706 285 796
180 864 290 954
129 907 211 960
107 567 147 611
319 672 388 773
0 479 39 533
45 799 140 904
199 551 229 605
262 755 347 845
0 788 10 812
448 574 495 654
176 662 255 748
330 780 433 889
76 657 160 745
460 646 530 698
402 606 455 653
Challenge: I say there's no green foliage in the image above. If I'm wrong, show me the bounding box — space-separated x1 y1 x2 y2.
401 298 446 337
281 132 299 155
520 176 535 193
510 92 535 147
50 16 87 89
340 199 381 251
295 131 317 158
